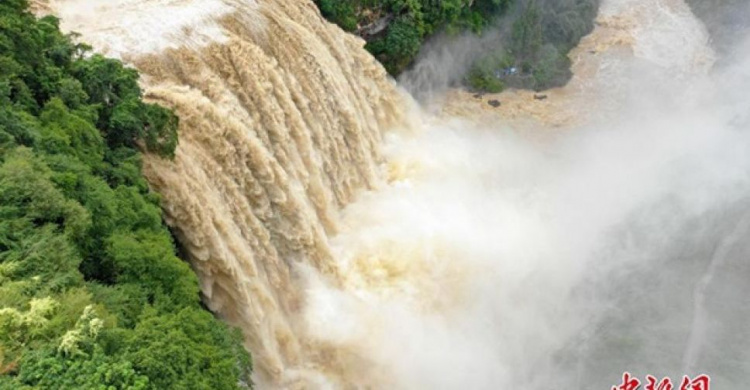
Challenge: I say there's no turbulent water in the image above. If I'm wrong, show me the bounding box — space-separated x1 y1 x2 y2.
39 0 407 386
41 0 750 388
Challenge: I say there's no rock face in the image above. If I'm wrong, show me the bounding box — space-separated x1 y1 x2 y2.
357 13 394 39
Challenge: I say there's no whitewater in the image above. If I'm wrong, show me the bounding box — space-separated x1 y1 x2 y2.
37 0 750 388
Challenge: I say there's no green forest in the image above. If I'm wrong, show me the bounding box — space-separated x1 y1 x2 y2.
0 1 251 388
315 0 600 92
315 0 513 74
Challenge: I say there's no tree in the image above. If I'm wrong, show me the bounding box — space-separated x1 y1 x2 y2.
0 3 251 387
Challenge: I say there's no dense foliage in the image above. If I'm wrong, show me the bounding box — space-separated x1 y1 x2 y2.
467 0 599 91
0 2 251 388
315 0 599 92
316 0 512 74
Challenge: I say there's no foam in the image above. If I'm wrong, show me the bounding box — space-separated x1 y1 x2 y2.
44 0 234 59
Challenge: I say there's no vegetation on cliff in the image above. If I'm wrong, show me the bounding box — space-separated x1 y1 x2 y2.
0 1 251 388
467 0 599 91
315 0 599 92
316 0 512 74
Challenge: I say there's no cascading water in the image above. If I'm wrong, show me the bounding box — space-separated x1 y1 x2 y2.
40 0 750 388
38 0 407 387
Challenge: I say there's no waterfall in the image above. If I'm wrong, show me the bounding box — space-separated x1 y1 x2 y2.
39 0 750 388
38 0 407 387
